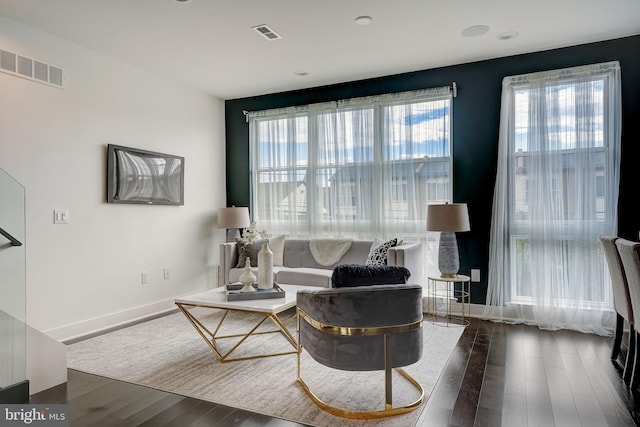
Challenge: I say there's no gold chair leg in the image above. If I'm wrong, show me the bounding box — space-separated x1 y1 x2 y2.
297 338 425 420
385 333 393 410
296 369 424 420
295 308 425 419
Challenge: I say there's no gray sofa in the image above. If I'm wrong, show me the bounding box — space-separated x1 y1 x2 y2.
218 239 423 288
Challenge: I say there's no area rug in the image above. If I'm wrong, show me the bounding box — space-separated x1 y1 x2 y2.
66 307 464 427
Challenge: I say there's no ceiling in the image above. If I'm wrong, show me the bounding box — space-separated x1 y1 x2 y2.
1 0 639 100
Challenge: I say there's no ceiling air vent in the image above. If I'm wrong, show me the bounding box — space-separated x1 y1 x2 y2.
0 48 64 89
251 24 282 41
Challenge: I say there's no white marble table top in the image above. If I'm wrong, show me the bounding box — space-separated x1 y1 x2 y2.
175 283 320 314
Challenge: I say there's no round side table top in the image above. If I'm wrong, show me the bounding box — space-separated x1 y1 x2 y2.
426 273 470 282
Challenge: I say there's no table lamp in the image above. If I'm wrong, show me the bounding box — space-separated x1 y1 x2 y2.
426 202 470 278
218 206 251 242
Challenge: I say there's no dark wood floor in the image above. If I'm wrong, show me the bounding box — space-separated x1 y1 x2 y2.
30 318 639 426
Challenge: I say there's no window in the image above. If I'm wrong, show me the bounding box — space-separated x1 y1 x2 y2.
247 87 453 251
485 61 621 334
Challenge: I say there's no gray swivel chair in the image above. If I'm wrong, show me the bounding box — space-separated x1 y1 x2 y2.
296 283 424 419
600 235 635 384
615 238 640 389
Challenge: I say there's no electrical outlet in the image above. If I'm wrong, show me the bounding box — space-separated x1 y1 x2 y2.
471 269 480 282
164 268 170 280
141 271 149 284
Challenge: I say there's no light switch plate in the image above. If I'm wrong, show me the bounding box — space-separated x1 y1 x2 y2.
53 209 68 224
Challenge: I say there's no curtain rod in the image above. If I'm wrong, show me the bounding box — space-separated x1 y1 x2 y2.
242 82 458 121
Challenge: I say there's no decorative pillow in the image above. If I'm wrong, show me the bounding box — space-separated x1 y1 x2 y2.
269 235 286 266
331 264 410 287
365 238 398 266
235 238 266 268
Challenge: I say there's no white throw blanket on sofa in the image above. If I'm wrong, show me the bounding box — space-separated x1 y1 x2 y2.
309 238 353 266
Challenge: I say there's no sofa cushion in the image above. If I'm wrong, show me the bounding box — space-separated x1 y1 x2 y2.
269 235 286 266
331 264 410 288
282 240 371 269
235 238 267 267
276 268 333 288
365 238 397 266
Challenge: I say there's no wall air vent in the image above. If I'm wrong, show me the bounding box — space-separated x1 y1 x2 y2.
0 48 64 89
251 24 282 41
0 50 17 72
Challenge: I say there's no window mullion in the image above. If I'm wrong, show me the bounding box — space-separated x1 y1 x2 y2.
306 110 318 235
372 103 384 235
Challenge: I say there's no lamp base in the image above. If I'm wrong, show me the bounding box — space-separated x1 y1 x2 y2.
226 228 242 242
437 231 460 277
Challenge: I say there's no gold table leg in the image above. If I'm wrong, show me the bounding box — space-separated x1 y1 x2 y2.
176 303 298 362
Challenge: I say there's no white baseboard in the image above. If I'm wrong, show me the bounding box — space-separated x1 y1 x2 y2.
424 301 615 332
44 298 180 344
422 298 502 320
47 297 519 344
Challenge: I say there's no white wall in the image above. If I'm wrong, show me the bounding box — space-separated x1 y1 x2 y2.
0 167 26 322
0 17 226 341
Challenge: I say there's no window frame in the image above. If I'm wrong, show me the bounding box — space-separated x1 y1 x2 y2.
248 88 454 239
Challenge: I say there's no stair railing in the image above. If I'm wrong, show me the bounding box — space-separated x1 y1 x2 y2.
0 226 22 246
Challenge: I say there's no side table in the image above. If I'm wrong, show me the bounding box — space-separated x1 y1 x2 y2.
426 274 470 326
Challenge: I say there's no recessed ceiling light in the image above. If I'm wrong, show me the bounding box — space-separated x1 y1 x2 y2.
175 0 191 2
354 16 373 26
461 25 490 37
497 31 519 40
294 70 309 77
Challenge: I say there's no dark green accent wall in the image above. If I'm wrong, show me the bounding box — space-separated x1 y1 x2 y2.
225 35 640 304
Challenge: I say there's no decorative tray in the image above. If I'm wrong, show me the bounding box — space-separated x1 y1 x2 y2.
226 283 285 301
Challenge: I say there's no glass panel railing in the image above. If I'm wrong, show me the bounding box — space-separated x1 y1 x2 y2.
0 166 27 395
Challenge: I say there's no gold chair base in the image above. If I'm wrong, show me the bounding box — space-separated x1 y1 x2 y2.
296 367 425 420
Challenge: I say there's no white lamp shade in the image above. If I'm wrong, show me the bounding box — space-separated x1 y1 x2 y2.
426 203 470 232
217 207 250 229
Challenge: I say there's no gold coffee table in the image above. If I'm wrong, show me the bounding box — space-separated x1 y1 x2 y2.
175 284 316 363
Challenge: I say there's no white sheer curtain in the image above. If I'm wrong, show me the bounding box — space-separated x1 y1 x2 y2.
247 87 452 271
483 61 622 335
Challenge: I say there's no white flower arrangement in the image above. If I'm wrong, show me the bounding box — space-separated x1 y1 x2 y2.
241 222 268 244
